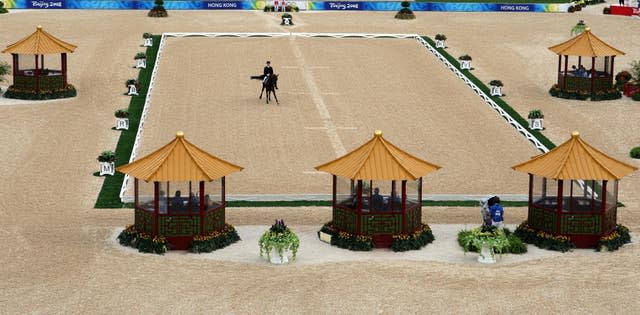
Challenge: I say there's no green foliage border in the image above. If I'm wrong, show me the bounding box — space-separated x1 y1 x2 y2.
94 35 159 208
514 220 575 252
319 222 374 251
190 224 241 253
596 224 631 252
457 226 527 254
117 225 169 254
390 223 435 252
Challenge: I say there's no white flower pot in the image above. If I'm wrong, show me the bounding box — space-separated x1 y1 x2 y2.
143 38 153 47
435 40 445 49
528 118 544 131
99 161 115 176
319 231 332 244
115 118 129 130
135 58 146 69
490 86 502 96
282 17 292 25
477 243 496 264
269 248 290 264
460 60 472 70
127 84 139 96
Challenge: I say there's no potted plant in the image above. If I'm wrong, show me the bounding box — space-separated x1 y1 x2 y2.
394 1 415 20
489 80 504 96
125 79 140 96
143 32 153 47
458 54 472 70
263 4 275 12
258 219 300 264
434 34 447 49
630 146 640 159
458 226 510 264
148 0 168 17
0 60 10 94
571 20 587 36
97 150 116 176
527 109 544 130
134 52 147 69
281 13 293 25
114 109 129 130
0 1 9 14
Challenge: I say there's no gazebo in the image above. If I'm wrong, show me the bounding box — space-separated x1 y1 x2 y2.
549 28 624 99
117 131 243 250
2 25 76 95
315 130 441 248
512 131 637 248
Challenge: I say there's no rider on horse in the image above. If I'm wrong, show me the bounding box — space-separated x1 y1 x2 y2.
251 61 275 85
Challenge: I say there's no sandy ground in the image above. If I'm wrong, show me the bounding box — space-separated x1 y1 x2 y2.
1 6 640 314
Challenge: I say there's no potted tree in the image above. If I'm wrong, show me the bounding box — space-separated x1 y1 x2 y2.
148 0 168 17
134 52 147 69
258 219 300 264
143 32 153 47
395 1 415 20
281 13 293 25
114 109 129 130
434 34 447 49
489 80 504 96
458 54 472 70
97 151 116 176
527 109 544 130
126 79 140 96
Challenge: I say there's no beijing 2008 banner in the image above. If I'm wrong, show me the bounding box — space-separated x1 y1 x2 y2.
3 0 572 12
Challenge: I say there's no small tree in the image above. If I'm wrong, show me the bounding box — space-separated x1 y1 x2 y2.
571 20 587 36
148 0 168 17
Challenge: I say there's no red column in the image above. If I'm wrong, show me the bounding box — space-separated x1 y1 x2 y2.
590 57 596 95
34 55 40 94
401 180 407 233
563 56 569 90
61 53 68 88
12 54 18 76
356 180 362 235
601 180 607 234
610 56 616 85
332 175 337 208
199 181 205 235
153 181 159 237
556 180 563 234
222 176 226 205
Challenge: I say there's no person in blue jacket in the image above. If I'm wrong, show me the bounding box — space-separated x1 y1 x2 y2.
488 196 504 229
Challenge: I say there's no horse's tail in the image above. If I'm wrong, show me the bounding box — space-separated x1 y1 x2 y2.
250 75 262 80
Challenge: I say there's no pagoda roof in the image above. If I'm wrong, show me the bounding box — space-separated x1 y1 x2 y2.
512 131 637 180
548 28 624 57
117 131 243 182
315 130 441 180
2 25 77 55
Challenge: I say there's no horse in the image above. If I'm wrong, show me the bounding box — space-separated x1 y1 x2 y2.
259 74 279 105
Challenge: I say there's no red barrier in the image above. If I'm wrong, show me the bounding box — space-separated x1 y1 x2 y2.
610 5 634 16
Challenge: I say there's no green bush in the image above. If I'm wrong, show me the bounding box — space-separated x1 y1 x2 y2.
0 61 9 82
4 85 77 100
0 1 8 14
457 226 527 254
630 147 640 159
263 4 274 11
596 225 631 251
401 1 411 7
514 221 574 252
190 224 241 253
391 224 435 252
633 93 640 101
319 222 373 251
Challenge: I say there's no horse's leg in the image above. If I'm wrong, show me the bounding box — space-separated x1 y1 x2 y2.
272 89 279 104
259 84 265 99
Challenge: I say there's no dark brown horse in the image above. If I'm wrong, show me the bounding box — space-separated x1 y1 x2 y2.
259 74 279 105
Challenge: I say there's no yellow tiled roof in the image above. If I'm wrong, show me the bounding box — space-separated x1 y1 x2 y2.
512 131 637 180
2 25 77 55
315 130 441 180
117 131 243 182
548 28 624 57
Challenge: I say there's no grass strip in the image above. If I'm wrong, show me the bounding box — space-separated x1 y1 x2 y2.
421 36 556 150
94 35 160 208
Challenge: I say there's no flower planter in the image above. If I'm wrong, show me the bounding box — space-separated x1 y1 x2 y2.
477 242 496 264
99 161 115 176
281 16 292 25
127 84 139 96
143 37 153 47
269 248 290 264
528 118 544 131
135 58 146 69
460 60 472 70
319 231 332 244
490 86 502 96
435 40 445 49
115 118 129 130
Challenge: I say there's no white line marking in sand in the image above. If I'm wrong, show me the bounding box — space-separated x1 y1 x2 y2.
290 36 346 157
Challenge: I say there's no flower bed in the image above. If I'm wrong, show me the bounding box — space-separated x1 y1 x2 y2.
190 224 240 253
514 221 574 252
391 224 435 252
3 85 77 100
117 225 169 254
318 222 373 251
596 225 631 252
548 84 621 101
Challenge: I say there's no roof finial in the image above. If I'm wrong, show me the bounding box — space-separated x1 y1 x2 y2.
176 131 184 137
571 131 580 138
37 25 42 30
584 27 590 32
374 130 382 137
